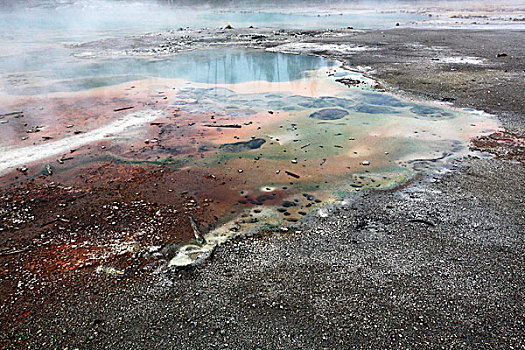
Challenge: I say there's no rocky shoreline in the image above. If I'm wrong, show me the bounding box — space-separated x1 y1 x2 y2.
1 27 524 349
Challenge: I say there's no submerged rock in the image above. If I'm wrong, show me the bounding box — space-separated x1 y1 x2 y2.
360 92 409 107
299 96 354 110
356 104 400 114
219 138 266 152
309 108 349 120
410 105 453 118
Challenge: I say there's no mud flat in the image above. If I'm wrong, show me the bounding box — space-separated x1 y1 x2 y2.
0 23 524 350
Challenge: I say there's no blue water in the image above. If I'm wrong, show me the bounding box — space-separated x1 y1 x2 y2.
0 48 336 95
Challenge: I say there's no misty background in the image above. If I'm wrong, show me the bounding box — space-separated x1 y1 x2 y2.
0 0 521 96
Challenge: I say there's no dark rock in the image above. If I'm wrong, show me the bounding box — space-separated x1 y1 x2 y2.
335 78 362 86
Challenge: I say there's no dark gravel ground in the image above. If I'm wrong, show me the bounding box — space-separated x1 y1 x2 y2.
2 29 524 349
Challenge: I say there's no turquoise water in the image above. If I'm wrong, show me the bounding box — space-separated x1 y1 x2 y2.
0 48 335 95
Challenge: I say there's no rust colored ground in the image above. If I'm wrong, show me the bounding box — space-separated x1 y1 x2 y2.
471 131 525 163
0 159 263 324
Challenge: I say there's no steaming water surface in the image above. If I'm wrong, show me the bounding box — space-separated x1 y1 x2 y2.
0 0 425 96
0 49 335 95
0 1 425 42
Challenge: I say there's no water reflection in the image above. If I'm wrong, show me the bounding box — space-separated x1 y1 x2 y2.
0 49 335 95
